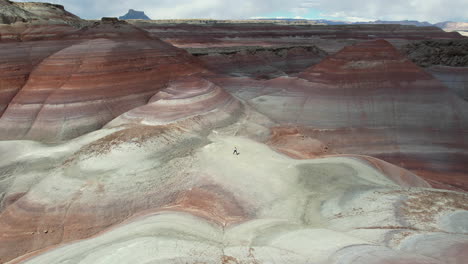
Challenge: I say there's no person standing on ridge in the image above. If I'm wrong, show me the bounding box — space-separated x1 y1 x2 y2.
233 147 240 155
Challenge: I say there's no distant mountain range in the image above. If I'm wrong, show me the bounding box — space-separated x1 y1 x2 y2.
258 18 463 27
312 19 434 27
255 18 468 35
119 9 150 20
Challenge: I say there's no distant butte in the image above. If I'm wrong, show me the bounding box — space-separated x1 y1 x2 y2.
119 9 151 20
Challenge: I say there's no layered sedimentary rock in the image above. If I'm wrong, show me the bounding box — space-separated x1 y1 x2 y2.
0 38 77 115
190 45 327 78
0 11 467 264
0 20 205 142
134 22 464 43
132 21 465 81
214 40 468 191
427 65 468 100
266 126 468 191
401 39 468 101
2 133 467 264
108 76 240 126
0 74 246 262
133 22 464 60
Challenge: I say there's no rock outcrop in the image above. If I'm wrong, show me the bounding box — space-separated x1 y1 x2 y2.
0 0 36 24
0 0 81 26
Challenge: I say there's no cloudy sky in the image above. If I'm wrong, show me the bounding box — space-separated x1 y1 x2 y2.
16 0 468 23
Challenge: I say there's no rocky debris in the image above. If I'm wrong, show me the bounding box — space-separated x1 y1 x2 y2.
0 0 39 24
119 9 150 20
402 39 468 67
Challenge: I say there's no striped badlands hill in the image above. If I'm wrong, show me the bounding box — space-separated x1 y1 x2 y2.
213 40 468 191
0 19 206 142
0 7 467 264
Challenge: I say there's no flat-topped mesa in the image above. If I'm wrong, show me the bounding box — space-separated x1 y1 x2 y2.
119 9 151 20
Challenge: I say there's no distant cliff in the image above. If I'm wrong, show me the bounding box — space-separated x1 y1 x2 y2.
119 9 150 20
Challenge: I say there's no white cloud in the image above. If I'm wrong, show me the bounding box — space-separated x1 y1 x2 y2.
320 11 375 22
13 0 468 22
